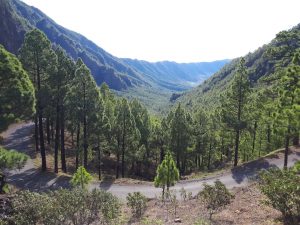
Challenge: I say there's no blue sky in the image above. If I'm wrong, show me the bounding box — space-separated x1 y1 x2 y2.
22 0 300 62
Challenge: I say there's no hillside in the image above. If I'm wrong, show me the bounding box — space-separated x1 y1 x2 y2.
0 0 227 100
178 24 300 111
0 0 146 90
122 59 230 91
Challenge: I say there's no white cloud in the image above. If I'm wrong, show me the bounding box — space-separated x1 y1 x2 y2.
21 0 300 62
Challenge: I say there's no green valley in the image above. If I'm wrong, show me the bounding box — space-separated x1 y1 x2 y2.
0 0 300 224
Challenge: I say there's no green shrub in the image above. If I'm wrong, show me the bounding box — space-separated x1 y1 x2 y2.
293 161 300 174
198 180 233 220
10 188 120 225
259 168 300 223
126 192 147 219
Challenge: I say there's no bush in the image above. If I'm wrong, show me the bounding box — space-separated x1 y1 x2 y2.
259 168 300 223
126 192 147 219
198 180 233 220
10 188 120 225
293 161 300 174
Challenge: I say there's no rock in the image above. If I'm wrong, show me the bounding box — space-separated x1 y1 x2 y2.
174 217 182 223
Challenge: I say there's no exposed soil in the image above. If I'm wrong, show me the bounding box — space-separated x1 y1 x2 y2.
125 184 282 225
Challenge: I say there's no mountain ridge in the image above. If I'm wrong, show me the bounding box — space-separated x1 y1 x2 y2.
177 23 300 110
0 0 228 93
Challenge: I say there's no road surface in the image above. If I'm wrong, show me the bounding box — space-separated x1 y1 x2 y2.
1 122 300 199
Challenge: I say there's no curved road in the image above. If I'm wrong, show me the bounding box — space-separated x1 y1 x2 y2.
1 122 300 199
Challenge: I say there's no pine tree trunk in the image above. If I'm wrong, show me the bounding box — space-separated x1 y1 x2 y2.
121 111 126 178
160 146 164 163
208 141 212 170
46 117 50 145
36 61 47 171
83 82 88 169
76 123 80 169
116 136 120 179
121 136 125 178
98 140 101 180
259 134 262 157
220 137 224 161
234 129 240 167
34 114 39 152
54 103 60 173
176 136 181 174
252 121 257 154
60 106 66 173
284 125 290 169
83 114 87 168
50 119 54 142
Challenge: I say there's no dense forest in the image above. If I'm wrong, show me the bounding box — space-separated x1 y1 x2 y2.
1 25 299 183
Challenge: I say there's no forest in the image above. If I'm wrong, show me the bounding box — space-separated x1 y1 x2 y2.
1 27 299 180
0 24 300 224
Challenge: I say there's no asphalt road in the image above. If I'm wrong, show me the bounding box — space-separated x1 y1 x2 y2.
2 122 300 199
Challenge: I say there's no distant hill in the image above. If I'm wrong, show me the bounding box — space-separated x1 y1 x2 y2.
177 23 300 110
123 59 230 91
0 0 228 94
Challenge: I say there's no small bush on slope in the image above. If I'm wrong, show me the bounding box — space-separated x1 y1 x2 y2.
198 180 234 220
259 168 300 223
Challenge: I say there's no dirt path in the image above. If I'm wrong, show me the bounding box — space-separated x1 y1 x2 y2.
1 122 300 199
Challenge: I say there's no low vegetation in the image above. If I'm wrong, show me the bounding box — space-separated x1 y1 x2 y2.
0 147 28 193
6 188 120 225
126 192 147 219
259 167 300 223
198 180 234 220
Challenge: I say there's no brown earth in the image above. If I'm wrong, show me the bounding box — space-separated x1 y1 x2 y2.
124 184 282 225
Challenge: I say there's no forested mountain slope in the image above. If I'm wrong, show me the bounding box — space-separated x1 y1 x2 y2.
178 24 300 111
122 59 230 91
0 0 146 90
0 0 228 94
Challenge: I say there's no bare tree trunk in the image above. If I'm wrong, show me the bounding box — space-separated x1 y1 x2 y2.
234 129 240 167
54 103 60 173
60 106 66 173
252 121 257 154
284 125 290 170
76 123 80 169
34 114 39 152
46 117 50 145
208 141 212 170
98 139 101 180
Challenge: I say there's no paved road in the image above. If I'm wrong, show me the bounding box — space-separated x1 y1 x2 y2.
1 122 300 199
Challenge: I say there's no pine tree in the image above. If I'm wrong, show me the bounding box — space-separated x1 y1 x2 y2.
277 51 300 169
170 104 190 174
115 99 140 178
19 29 57 171
193 109 209 169
0 45 35 132
221 58 251 167
130 99 151 173
154 151 179 199
67 58 101 169
50 47 75 173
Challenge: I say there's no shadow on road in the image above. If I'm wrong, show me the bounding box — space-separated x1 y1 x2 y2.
231 159 278 184
2 124 35 157
7 168 71 192
99 176 115 191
